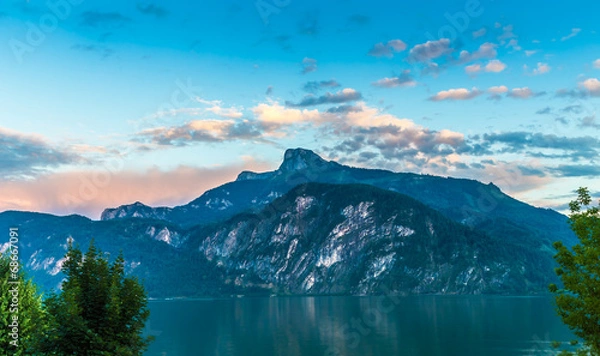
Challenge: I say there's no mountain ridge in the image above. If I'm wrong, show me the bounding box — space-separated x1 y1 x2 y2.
0 148 576 297
100 148 575 248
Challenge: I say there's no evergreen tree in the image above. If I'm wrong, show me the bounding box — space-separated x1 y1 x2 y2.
550 187 600 355
0 252 45 355
39 240 153 355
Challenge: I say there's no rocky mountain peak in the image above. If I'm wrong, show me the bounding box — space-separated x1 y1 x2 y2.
278 148 328 173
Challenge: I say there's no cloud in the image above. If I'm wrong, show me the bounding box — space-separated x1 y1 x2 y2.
525 50 537 57
561 28 581 41
465 64 481 74
536 107 552 115
594 59 600 69
465 60 506 75
285 88 362 107
0 128 82 179
80 11 131 28
367 39 407 58
578 115 600 129
136 119 264 146
506 39 521 51
485 59 506 73
429 88 482 101
561 105 582 114
458 42 497 63
479 131 600 160
0 162 271 218
488 86 509 94
303 80 341 93
580 78 600 96
550 165 600 177
498 24 516 42
325 105 363 114
555 88 588 99
407 39 451 62
195 98 244 118
252 102 323 128
301 57 318 74
488 85 546 100
487 85 509 100
527 62 551 75
472 28 487 38
507 87 535 99
136 3 169 18
372 71 416 88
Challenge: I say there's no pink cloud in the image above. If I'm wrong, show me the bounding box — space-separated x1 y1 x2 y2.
0 160 272 219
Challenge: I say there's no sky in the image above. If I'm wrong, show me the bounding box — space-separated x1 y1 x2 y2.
0 0 599 219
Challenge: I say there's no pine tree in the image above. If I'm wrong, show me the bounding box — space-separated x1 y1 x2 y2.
0 252 46 355
550 187 600 355
39 240 153 355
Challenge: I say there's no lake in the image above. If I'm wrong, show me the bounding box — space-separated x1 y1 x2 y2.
144 295 574 356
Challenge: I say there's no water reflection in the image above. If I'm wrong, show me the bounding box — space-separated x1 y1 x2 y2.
145 296 573 356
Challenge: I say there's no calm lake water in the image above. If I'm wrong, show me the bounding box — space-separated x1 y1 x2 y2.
144 296 574 356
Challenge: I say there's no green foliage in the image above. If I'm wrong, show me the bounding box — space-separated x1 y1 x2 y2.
550 187 600 355
39 240 153 355
0 253 45 355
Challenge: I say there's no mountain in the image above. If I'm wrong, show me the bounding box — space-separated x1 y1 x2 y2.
0 183 559 297
102 148 576 249
1 148 575 297
186 183 554 295
0 212 233 298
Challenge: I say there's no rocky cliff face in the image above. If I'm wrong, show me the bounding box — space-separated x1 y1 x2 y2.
187 183 548 295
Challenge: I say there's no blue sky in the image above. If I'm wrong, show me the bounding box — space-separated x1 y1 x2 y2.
1 0 599 218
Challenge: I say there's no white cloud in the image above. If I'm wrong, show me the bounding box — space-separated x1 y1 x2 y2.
458 42 497 63
532 62 551 75
485 59 507 73
302 57 318 74
368 39 407 58
525 50 537 57
508 87 534 99
465 60 506 75
408 39 452 62
0 163 272 219
506 39 521 51
252 102 322 126
387 39 407 52
465 64 481 74
580 78 600 96
488 86 509 94
429 88 482 101
472 28 487 38
372 76 416 88
593 59 600 69
561 28 581 41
